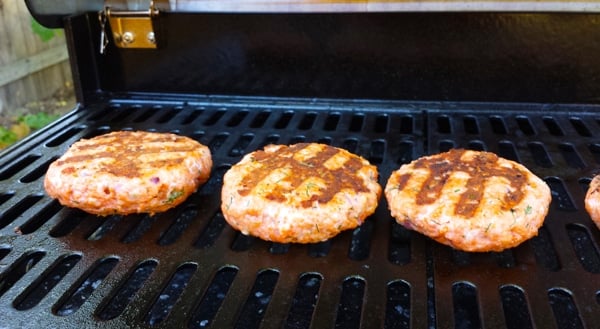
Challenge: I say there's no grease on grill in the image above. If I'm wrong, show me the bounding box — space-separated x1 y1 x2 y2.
53 257 119 316
121 213 157 243
96 259 157 320
566 224 600 273
231 233 255 252
385 280 411 329
348 220 373 260
145 263 197 325
158 206 199 245
14 254 81 311
189 266 238 328
545 177 576 211
499 285 534 329
269 242 290 254
308 240 332 258
0 251 45 299
335 277 365 329
285 273 322 329
87 215 122 241
48 209 86 238
494 250 516 268
389 222 411 265
548 288 585 329
194 212 227 249
530 226 561 271
452 282 482 329
235 269 279 328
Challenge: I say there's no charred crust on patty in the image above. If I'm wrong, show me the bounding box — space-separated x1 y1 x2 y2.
221 143 381 243
385 148 551 252
44 131 212 216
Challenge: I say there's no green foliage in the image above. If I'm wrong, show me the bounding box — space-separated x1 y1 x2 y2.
30 17 59 42
0 127 18 147
0 112 59 149
19 112 59 130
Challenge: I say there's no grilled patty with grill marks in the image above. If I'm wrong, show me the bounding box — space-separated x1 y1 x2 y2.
44 131 212 215
584 175 600 230
385 149 551 252
221 143 382 243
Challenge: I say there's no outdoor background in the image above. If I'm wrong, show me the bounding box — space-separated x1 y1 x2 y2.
0 1 75 149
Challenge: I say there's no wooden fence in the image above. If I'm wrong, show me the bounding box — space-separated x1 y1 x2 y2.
0 1 72 116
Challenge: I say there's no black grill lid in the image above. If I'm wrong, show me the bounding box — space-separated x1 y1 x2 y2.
25 6 600 104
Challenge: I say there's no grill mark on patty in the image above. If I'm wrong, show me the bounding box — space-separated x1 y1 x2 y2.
55 131 200 178
392 149 527 217
237 143 370 208
59 157 190 178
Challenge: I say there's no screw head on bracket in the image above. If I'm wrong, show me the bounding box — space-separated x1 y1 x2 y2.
147 32 156 44
121 32 135 44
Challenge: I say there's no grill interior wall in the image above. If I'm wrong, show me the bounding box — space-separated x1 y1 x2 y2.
0 98 599 328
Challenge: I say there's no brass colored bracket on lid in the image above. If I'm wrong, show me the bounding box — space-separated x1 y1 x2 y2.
100 0 160 52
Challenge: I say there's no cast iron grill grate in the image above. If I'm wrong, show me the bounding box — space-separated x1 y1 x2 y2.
0 97 599 328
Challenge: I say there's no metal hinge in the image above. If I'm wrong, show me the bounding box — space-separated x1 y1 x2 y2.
98 1 160 53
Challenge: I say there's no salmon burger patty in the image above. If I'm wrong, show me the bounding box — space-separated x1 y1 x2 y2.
44 131 212 216
221 143 382 243
584 175 600 230
385 148 551 252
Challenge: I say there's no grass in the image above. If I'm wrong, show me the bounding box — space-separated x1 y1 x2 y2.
0 112 59 149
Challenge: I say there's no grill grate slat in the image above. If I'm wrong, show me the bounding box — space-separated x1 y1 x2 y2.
13 253 82 311
189 265 238 328
96 259 158 321
452 282 482 329
334 277 365 329
0 251 46 299
284 273 322 329
53 257 119 317
235 269 280 329
145 263 198 326
548 288 585 329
